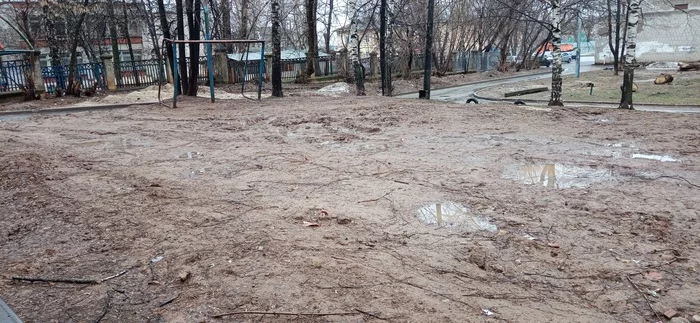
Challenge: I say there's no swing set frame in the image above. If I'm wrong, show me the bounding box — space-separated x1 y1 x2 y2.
165 39 265 108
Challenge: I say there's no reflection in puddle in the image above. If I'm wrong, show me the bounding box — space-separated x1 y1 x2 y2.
508 163 616 189
632 154 677 162
179 152 204 159
416 202 497 232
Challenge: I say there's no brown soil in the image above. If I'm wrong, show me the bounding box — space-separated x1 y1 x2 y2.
1 96 699 322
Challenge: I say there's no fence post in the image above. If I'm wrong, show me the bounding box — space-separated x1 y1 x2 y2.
213 49 230 83
369 51 378 79
30 51 45 93
100 54 117 91
264 52 272 81
338 48 348 80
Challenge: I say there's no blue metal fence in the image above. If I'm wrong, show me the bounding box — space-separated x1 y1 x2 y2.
42 62 105 94
116 59 165 88
0 59 32 92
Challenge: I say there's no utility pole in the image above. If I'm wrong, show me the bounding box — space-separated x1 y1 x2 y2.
379 0 387 95
420 0 434 99
575 10 582 78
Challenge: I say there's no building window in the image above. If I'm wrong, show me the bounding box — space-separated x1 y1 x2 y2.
674 3 688 10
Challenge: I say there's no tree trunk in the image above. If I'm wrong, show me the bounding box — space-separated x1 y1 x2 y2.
619 0 640 110
122 4 141 86
348 0 365 96
107 0 122 87
324 0 333 75
240 0 249 51
66 0 90 96
157 0 178 91
548 0 563 106
271 0 283 97
176 0 189 94
186 0 201 96
305 0 318 77
385 0 393 95
221 0 232 51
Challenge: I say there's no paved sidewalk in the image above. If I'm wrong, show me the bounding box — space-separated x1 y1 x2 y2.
0 297 22 323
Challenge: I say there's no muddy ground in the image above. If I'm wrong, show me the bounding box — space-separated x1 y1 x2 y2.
1 96 699 323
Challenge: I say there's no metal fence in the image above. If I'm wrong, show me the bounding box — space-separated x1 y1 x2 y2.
183 57 210 83
0 59 32 92
42 63 105 94
116 59 166 88
228 59 262 83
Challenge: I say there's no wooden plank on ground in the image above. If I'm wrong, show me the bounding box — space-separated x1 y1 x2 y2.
504 86 549 97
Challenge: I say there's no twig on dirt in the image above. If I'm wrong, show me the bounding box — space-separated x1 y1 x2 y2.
93 291 111 323
626 274 662 322
393 180 410 185
12 276 100 284
354 308 389 320
633 174 700 189
545 224 554 243
211 310 362 318
12 269 129 285
159 294 179 307
99 270 128 283
358 189 395 203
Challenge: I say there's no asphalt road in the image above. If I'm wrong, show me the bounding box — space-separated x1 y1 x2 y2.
398 57 598 104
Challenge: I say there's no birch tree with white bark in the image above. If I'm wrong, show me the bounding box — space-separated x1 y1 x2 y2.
618 0 639 110
348 0 365 95
548 0 564 106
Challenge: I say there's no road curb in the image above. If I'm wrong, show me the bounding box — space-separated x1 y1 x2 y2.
0 102 156 118
395 71 552 97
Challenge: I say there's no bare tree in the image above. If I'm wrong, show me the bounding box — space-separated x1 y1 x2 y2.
348 0 365 95
305 0 320 77
271 0 283 97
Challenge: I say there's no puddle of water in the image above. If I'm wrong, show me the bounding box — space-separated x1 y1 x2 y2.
416 201 497 232
179 151 204 159
185 167 210 177
506 163 616 189
632 154 678 162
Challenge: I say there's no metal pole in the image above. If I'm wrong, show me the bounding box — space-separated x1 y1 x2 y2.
204 4 215 103
421 0 434 100
575 10 582 78
172 42 178 108
258 42 265 100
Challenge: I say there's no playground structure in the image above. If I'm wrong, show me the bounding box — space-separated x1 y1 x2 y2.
165 39 265 108
163 3 264 108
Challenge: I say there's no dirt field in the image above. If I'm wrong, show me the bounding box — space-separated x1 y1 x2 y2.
1 96 699 322
476 69 700 105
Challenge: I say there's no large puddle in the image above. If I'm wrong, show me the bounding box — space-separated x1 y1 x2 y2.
416 202 497 231
505 163 617 189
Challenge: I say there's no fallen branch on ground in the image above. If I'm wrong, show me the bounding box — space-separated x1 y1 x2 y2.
12 269 128 285
212 310 361 318
626 274 662 322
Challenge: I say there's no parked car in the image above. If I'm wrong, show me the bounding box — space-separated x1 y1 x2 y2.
561 52 572 63
539 56 551 67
